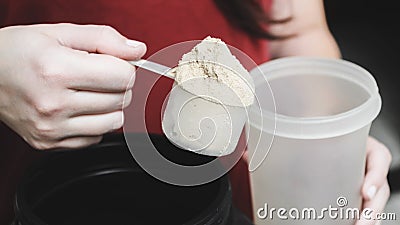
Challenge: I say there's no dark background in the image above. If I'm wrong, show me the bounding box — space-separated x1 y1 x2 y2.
324 0 400 192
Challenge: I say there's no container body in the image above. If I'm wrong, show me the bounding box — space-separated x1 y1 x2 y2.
247 57 382 225
248 125 369 225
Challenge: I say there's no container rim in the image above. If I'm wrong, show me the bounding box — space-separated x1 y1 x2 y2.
248 57 382 139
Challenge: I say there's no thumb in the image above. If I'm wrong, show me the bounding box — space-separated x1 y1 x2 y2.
41 23 147 60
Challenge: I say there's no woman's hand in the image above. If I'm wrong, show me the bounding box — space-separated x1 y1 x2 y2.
356 137 392 225
0 23 146 149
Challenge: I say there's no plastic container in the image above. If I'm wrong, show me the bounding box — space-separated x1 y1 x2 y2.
13 134 253 225
247 57 382 225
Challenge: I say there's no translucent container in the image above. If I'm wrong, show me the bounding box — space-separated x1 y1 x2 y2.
162 82 248 156
247 57 382 225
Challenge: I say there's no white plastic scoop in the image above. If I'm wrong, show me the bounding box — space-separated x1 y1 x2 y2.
129 37 254 156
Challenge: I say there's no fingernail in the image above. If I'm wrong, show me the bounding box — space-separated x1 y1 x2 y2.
126 39 144 48
367 185 377 200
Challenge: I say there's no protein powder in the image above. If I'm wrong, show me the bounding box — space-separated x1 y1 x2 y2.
162 37 254 156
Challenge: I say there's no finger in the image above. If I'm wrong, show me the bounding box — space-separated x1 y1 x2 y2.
41 23 146 60
366 181 390 218
55 47 136 92
55 136 103 149
355 181 390 225
67 89 133 116
362 137 392 200
64 111 124 137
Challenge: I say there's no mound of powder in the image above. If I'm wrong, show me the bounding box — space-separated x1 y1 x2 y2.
173 36 255 107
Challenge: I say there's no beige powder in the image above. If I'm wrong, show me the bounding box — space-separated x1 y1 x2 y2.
174 36 255 107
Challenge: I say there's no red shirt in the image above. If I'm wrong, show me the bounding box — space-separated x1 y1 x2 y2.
0 0 270 223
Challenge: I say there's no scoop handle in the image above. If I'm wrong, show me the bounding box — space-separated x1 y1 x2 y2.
129 59 175 79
